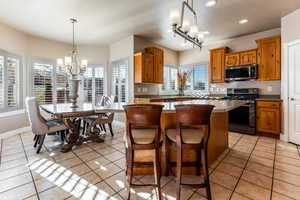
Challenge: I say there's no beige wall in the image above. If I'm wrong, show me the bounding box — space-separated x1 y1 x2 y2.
179 28 282 95
0 22 109 134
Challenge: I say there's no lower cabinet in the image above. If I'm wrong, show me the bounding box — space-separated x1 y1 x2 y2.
256 101 281 134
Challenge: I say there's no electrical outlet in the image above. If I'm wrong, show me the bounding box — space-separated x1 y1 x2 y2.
137 87 141 93
142 87 148 92
267 86 273 92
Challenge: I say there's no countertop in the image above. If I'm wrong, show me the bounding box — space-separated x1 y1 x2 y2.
255 95 282 101
134 95 224 100
40 100 247 116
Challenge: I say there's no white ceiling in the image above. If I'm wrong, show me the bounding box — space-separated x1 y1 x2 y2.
0 0 299 51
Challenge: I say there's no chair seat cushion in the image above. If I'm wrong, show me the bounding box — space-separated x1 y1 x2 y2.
166 128 204 144
46 119 67 133
124 129 162 145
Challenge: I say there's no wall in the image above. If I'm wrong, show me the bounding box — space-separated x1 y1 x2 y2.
281 8 300 141
0 22 110 134
179 28 282 95
134 36 179 96
109 35 135 101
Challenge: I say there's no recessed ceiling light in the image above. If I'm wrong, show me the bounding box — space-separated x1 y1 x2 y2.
205 0 217 7
239 19 248 24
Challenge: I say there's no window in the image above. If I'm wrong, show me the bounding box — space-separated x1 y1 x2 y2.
112 59 128 103
32 62 54 104
32 59 105 105
0 50 20 113
161 65 178 92
179 64 208 92
81 65 104 104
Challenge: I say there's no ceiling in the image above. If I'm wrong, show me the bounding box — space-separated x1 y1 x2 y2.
0 0 299 51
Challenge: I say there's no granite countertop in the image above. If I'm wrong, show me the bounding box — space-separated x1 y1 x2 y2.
256 95 282 101
41 100 246 115
134 95 225 100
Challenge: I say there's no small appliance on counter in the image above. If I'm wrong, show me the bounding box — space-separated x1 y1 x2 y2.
223 88 259 135
225 64 258 82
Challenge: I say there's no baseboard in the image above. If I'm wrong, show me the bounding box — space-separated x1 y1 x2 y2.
0 126 31 139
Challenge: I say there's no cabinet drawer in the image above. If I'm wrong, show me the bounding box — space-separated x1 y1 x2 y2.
256 101 280 108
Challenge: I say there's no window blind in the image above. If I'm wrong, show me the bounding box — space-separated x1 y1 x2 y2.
0 56 4 108
56 68 69 103
83 67 93 103
6 57 18 108
95 67 104 98
32 63 53 104
112 59 128 103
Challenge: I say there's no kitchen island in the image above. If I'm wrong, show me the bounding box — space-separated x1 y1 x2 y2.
41 100 246 175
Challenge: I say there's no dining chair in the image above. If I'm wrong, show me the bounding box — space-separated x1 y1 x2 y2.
25 97 68 153
123 104 164 200
83 95 115 136
165 104 215 200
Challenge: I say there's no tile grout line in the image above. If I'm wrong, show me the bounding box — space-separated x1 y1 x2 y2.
228 135 260 200
269 139 278 200
19 134 41 200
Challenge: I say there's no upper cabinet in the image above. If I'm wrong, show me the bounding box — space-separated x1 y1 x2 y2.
134 46 164 84
256 36 281 81
210 47 228 83
225 53 240 67
225 49 257 67
145 47 164 83
240 49 257 65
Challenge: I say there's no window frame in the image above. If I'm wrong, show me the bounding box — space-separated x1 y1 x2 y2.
160 64 178 94
179 63 209 94
0 49 22 113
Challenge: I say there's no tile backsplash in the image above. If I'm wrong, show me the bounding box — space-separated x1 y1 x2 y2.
210 80 281 95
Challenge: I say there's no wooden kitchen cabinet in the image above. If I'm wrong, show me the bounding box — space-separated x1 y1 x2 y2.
240 49 257 65
256 36 281 81
256 100 281 134
145 46 164 83
134 52 154 83
210 47 229 83
225 53 240 67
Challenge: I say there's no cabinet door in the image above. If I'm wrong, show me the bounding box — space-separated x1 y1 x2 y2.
225 53 240 67
240 50 257 65
256 107 281 134
257 36 281 81
210 48 227 83
153 49 164 83
143 53 154 82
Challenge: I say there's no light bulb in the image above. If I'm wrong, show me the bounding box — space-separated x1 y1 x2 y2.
205 0 217 7
57 58 63 66
182 20 190 32
169 8 180 25
198 33 205 42
189 25 198 38
64 57 72 66
81 59 88 67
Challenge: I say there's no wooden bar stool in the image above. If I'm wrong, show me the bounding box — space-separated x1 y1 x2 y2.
165 104 215 200
123 104 164 200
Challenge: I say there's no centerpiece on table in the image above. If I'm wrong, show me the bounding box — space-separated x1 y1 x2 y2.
177 70 191 96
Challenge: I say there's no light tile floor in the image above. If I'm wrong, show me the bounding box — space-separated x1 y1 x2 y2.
0 124 300 200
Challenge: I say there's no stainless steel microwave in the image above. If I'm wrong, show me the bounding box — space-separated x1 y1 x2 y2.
225 64 258 82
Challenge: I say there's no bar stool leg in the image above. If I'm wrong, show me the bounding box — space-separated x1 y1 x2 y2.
165 138 170 176
153 148 162 200
201 148 212 200
176 146 182 200
126 148 134 200
196 149 201 176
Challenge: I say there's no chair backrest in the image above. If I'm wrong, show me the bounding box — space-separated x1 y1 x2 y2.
102 95 115 106
25 97 48 135
95 95 104 106
123 104 164 146
175 104 214 146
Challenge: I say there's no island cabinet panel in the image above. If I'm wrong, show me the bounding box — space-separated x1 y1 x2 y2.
134 52 154 83
210 47 229 83
256 36 281 81
240 49 257 65
145 46 164 83
225 53 240 67
256 101 281 134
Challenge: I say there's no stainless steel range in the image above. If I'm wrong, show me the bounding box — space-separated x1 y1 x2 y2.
223 88 259 135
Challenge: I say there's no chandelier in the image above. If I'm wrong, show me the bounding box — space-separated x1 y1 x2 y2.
169 0 205 49
56 18 87 108
56 18 87 78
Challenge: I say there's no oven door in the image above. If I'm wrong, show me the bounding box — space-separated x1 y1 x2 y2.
229 103 256 135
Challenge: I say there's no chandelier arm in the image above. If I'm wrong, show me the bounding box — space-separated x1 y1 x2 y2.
180 1 197 27
173 25 203 49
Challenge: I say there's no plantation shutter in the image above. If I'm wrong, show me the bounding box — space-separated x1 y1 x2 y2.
32 63 53 104
56 68 69 103
95 67 104 98
0 56 4 108
82 67 93 103
112 59 128 103
6 57 18 108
